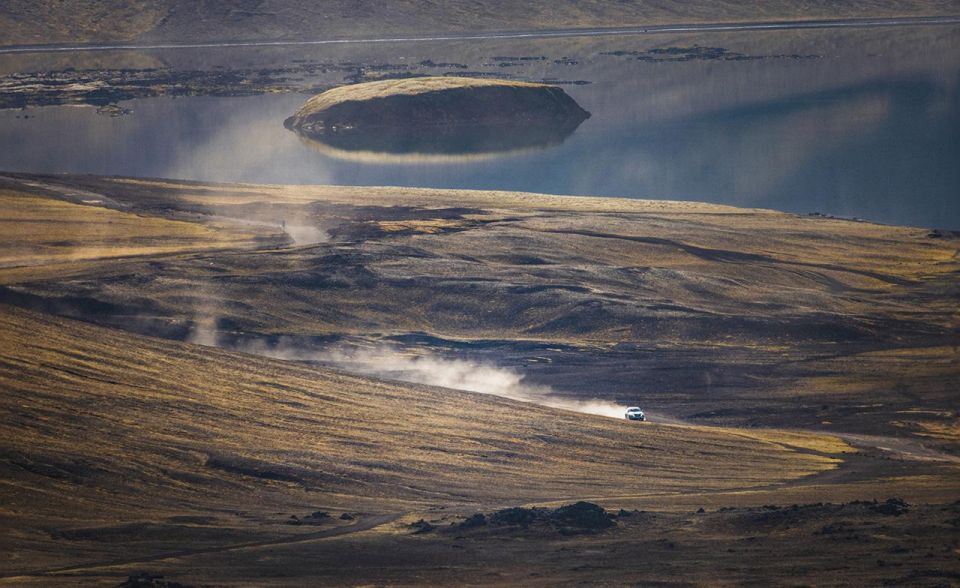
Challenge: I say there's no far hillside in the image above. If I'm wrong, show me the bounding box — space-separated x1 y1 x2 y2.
0 0 957 47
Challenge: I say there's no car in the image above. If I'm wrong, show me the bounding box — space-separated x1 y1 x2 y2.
625 407 645 421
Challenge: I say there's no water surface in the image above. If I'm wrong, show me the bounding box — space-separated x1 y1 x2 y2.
1 25 957 228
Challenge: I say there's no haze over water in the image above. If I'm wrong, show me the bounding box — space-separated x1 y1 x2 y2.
1 24 957 228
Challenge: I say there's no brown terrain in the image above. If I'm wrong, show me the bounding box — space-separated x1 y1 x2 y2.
1 1 957 48
0 173 957 586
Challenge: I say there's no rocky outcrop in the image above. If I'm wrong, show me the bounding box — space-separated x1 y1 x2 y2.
285 77 589 132
284 77 589 157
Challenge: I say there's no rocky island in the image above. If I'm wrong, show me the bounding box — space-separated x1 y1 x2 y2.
284 77 590 157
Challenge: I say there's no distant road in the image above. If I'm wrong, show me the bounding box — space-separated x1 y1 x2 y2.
1 15 958 55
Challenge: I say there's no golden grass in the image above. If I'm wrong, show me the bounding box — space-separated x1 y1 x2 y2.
109 177 756 214
103 177 957 289
298 77 548 114
905 420 960 442
377 218 471 233
604 469 960 512
0 191 256 284
725 428 856 455
19 175 958 347
0 303 852 574
0 303 838 518
1 175 957 580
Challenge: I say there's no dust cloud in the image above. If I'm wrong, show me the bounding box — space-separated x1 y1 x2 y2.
317 345 628 418
188 326 627 419
282 223 328 245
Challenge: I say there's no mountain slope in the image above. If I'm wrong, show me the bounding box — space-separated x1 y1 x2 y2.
0 303 840 576
1 1 957 47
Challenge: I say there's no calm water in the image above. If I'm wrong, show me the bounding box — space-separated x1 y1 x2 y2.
1 25 958 228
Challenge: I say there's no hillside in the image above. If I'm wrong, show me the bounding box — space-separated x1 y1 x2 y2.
1 0 957 48
0 302 851 580
0 174 958 585
3 173 957 445
4 301 957 586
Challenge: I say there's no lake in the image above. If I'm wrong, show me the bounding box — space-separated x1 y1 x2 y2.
1 23 957 228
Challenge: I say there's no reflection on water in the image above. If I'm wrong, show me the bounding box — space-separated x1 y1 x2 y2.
294 116 585 163
0 25 957 228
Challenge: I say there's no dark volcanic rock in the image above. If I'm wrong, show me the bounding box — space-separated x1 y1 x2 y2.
458 513 488 528
870 498 910 516
116 572 191 588
550 501 615 532
463 502 614 534
409 519 436 534
490 506 541 527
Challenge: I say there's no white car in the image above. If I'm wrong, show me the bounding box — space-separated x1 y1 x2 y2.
625 407 646 421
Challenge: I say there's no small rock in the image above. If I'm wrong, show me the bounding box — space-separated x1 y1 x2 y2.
458 513 487 529
409 519 436 534
116 572 191 588
870 498 909 516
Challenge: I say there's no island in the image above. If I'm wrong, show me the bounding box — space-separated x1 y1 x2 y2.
283 76 590 158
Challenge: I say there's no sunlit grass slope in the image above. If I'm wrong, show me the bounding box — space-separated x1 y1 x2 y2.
0 304 841 575
3 174 957 444
0 189 257 284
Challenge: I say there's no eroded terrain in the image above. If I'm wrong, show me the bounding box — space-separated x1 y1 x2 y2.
0 174 957 586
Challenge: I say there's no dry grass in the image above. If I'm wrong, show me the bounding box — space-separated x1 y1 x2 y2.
89 175 959 344
0 304 839 575
297 77 547 114
112 176 763 214
713 428 857 455
0 190 256 284
5 176 955 443
0 175 957 584
905 420 960 442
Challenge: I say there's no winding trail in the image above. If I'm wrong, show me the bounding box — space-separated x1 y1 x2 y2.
0 513 402 582
1 15 958 54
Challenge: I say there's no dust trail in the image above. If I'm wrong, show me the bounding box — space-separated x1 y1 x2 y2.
320 345 629 418
199 214 328 246
282 223 328 246
186 282 221 347
187 314 219 346
236 340 628 419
